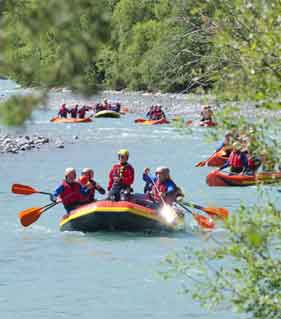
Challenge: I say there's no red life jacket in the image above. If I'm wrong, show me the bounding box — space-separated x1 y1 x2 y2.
70 108 78 118
60 181 82 206
78 107 86 118
108 163 134 190
59 108 68 117
151 179 178 205
228 151 243 168
248 157 255 169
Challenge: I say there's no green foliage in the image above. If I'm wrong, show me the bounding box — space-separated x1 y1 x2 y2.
163 200 281 318
209 0 281 108
0 95 41 126
1 0 110 95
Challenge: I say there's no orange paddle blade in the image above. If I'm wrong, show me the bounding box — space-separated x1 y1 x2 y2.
11 184 38 195
186 120 193 126
193 213 215 229
203 207 229 219
19 207 44 227
195 160 206 167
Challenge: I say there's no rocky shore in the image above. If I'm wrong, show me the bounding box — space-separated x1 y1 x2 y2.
0 134 64 154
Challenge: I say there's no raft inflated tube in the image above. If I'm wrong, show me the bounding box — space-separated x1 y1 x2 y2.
59 200 184 232
94 110 121 118
199 120 217 127
50 117 92 123
207 170 281 187
134 118 170 125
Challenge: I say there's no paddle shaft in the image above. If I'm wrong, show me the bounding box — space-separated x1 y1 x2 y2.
147 173 166 206
176 201 193 216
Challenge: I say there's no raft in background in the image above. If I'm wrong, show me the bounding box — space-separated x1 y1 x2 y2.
207 170 281 186
50 117 92 123
134 118 170 125
59 198 184 232
94 110 121 118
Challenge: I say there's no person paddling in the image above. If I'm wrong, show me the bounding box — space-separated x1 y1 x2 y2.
58 104 69 118
219 142 248 174
200 105 213 122
79 168 105 203
51 168 90 213
107 149 135 201
146 106 156 120
216 131 233 156
70 104 79 118
143 166 182 205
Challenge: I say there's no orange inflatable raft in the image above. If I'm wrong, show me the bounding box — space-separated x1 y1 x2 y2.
134 118 170 125
50 117 92 123
207 170 281 187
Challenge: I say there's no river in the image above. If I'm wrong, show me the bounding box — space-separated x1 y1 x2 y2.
1 80 279 319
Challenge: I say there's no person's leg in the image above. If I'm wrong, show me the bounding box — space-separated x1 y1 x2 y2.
106 183 123 201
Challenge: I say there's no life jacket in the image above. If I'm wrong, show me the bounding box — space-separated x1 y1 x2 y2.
70 108 78 118
60 181 82 206
151 179 179 205
59 107 68 117
108 163 134 190
248 157 255 169
228 151 243 168
78 107 86 118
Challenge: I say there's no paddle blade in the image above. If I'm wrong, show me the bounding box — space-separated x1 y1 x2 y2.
11 184 38 195
193 213 215 230
186 120 193 126
203 207 229 219
19 207 43 227
195 161 206 167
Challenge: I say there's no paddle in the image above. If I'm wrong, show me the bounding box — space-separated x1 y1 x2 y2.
180 200 229 219
11 184 52 196
195 150 218 167
186 120 193 126
176 201 215 230
147 173 215 230
19 202 58 227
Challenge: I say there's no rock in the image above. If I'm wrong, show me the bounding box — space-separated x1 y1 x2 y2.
73 135 79 140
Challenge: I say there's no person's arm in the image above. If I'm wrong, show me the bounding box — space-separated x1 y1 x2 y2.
107 167 114 190
53 184 64 197
143 173 153 183
79 184 90 195
166 181 176 194
95 183 106 195
219 159 230 170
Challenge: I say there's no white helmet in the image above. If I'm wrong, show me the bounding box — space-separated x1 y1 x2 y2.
64 167 76 177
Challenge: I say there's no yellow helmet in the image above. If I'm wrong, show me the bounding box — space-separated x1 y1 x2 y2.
118 149 129 157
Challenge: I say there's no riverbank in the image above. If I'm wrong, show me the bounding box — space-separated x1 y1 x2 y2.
0 134 64 154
